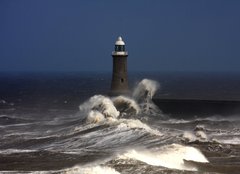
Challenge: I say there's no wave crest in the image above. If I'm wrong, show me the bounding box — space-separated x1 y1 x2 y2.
119 144 208 171
79 95 120 123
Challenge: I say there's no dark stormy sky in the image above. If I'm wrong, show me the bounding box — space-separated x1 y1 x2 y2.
1 0 240 72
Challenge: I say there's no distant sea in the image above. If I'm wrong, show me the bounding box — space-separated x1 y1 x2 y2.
1 71 240 109
0 71 240 173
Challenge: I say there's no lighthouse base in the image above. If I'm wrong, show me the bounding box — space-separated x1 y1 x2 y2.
109 90 130 97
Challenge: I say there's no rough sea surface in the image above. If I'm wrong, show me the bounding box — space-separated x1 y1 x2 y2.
0 72 240 174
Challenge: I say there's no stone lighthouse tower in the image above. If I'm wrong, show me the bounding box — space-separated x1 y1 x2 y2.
110 36 129 95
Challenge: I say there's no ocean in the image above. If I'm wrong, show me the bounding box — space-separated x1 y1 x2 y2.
0 72 240 174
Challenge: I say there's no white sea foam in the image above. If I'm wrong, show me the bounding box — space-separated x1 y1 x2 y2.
62 165 120 174
119 144 208 171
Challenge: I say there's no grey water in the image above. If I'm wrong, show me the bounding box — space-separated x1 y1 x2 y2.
1 72 240 174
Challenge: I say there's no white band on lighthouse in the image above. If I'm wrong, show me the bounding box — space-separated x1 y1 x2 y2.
112 51 128 56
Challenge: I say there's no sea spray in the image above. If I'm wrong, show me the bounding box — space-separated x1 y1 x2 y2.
133 79 160 100
133 79 164 117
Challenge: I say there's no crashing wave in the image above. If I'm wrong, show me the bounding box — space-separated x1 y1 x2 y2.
112 96 140 116
79 79 165 124
133 79 160 100
118 144 208 171
79 95 120 123
132 79 163 116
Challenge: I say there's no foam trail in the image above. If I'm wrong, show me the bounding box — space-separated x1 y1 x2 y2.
119 144 208 171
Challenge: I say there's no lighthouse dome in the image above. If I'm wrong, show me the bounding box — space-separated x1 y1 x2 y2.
115 36 125 45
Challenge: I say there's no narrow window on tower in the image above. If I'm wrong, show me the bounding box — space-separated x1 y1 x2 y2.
121 78 124 83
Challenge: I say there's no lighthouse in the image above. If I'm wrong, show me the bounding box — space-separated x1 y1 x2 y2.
110 36 129 95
